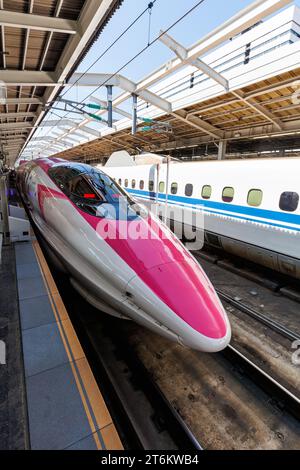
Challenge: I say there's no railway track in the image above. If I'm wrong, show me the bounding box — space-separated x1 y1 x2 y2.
43 237 300 447
193 250 300 341
41 240 300 449
30 217 299 449
47 260 203 451
62 291 300 448
216 289 300 343
195 248 300 303
62 275 300 448
124 323 300 449
223 345 300 422
93 317 203 450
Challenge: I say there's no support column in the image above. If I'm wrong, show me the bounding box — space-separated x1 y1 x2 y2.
106 85 113 128
0 174 10 245
132 93 138 135
218 139 227 160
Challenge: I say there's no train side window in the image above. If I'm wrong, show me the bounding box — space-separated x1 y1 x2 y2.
202 185 212 200
159 181 165 193
279 192 299 212
185 184 193 197
125 179 128 188
247 189 263 207
131 179 136 189
171 182 178 195
149 180 154 191
140 180 144 190
118 178 122 186
222 187 234 203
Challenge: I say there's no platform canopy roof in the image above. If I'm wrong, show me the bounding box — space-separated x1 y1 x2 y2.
0 0 123 166
13 0 300 163
43 66 300 162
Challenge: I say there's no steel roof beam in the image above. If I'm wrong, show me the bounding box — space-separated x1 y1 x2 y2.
1 132 26 137
26 1 64 117
45 0 290 157
105 0 292 111
2 139 26 145
57 128 88 140
90 96 131 119
31 136 61 143
0 111 36 119
69 73 172 113
3 142 25 148
0 0 6 70
68 131 93 140
50 132 81 144
46 143 67 151
172 109 223 140
28 140 73 149
0 122 33 130
19 0 119 159
0 10 77 34
232 90 284 130
0 133 27 139
0 97 43 105
0 70 56 86
21 0 292 160
40 119 81 128
159 31 229 91
184 0 292 65
20 0 34 77
245 76 300 99
77 125 101 138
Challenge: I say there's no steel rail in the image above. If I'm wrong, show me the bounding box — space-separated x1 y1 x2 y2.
223 345 300 421
217 288 300 343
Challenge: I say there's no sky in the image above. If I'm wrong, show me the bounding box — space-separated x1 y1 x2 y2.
70 0 261 102
30 0 300 154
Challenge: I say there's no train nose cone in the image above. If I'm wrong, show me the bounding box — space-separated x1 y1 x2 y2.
133 258 231 352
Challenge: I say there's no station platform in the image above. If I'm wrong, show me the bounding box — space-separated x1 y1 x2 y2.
1 235 123 450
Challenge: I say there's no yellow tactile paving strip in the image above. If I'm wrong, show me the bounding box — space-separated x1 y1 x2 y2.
32 239 123 450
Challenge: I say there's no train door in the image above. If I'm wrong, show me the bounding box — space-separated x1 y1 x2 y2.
145 164 160 215
146 161 171 222
155 160 171 223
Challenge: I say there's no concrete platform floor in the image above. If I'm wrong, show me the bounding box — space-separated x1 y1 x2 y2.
0 244 28 450
0 238 123 450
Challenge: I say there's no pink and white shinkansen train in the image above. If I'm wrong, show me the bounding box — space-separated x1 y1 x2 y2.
16 157 231 352
101 154 300 280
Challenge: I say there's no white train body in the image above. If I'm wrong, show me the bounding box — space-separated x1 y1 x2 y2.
102 157 300 279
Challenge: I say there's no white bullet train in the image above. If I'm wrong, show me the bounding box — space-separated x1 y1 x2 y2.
16 157 231 352
101 154 300 280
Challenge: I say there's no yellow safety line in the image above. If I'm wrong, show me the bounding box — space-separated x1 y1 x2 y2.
32 240 123 450
32 241 102 450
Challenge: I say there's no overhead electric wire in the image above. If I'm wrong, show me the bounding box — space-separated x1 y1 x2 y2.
24 0 206 158
3 3 158 101
59 1 158 100
23 1 159 154
81 0 206 104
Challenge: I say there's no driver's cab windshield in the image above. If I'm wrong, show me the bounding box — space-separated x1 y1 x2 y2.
48 164 147 219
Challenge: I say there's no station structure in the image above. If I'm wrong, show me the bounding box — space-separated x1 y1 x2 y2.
0 0 124 166
0 0 300 452
0 0 299 167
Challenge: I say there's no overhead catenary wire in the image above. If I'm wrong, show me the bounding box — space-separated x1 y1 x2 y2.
24 0 206 158
63 0 206 105
2 2 159 101
59 1 158 100
24 1 159 152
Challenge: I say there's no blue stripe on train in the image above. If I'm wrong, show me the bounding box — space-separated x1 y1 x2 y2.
126 189 300 233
